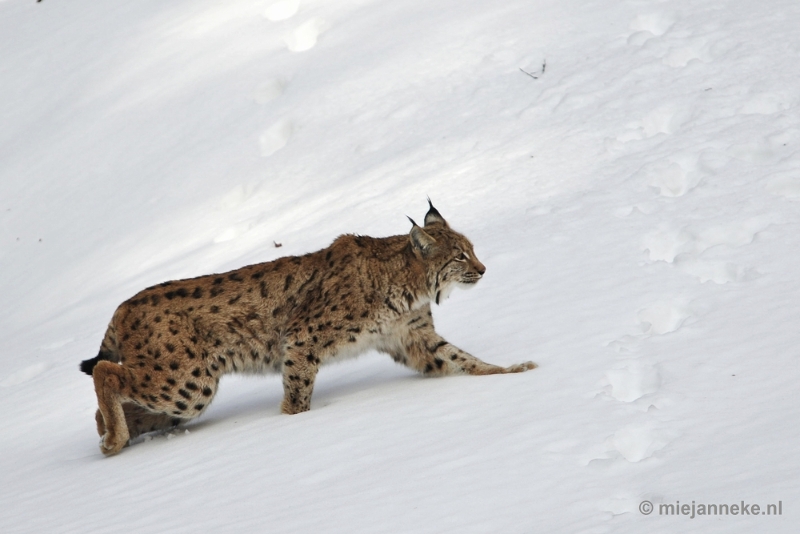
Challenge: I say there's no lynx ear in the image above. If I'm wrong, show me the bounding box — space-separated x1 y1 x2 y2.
424 198 448 227
408 218 437 256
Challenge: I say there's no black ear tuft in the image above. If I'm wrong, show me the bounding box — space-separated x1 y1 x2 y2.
424 198 447 227
407 215 419 227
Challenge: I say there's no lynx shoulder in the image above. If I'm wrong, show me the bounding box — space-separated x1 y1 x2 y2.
82 201 536 455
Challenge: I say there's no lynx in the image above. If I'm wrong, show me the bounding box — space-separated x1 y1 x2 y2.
81 201 536 455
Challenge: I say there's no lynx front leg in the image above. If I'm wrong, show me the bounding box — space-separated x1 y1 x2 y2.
280 349 320 415
400 335 535 376
390 308 536 376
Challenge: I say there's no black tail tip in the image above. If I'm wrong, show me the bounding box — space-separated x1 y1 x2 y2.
80 355 101 376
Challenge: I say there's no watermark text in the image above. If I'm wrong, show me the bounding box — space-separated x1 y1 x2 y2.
640 500 783 519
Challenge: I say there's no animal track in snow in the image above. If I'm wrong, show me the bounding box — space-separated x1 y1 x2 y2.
641 226 691 263
641 147 730 197
607 106 690 153
637 300 691 335
627 12 676 44
642 217 775 284
610 425 671 463
642 216 775 263
635 150 728 198
636 156 701 197
641 222 755 283
641 105 690 138
285 18 326 52
674 257 747 284
603 361 661 403
253 78 286 105
613 201 659 218
606 335 643 354
606 128 644 150
661 40 710 67
648 163 697 197
259 119 294 156
584 425 674 464
627 14 711 67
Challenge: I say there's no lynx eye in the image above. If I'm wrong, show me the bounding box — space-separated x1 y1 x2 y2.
456 252 469 261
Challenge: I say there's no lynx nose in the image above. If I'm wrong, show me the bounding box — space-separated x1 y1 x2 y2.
476 263 486 276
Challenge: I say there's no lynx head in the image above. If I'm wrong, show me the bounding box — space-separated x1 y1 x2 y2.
408 200 486 305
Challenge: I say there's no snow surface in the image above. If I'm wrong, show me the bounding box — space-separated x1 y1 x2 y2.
1 0 799 532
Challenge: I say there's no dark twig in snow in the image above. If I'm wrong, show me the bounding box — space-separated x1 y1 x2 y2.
519 59 546 80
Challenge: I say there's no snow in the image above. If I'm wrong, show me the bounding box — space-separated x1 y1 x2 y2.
1 0 798 532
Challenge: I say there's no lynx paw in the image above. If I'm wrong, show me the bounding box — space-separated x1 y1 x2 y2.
99 432 128 456
505 361 538 373
280 399 311 415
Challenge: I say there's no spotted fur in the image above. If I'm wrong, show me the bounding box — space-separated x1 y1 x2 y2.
82 201 536 455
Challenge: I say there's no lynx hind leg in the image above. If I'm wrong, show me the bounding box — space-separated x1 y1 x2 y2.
123 403 185 439
95 404 181 440
92 361 131 455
